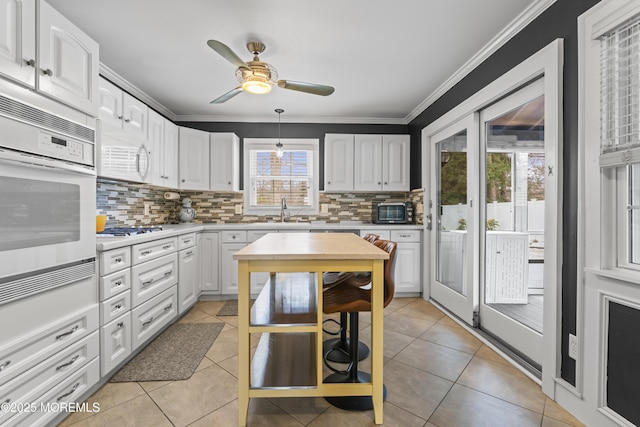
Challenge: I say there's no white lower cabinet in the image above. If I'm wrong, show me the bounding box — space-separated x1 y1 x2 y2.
131 287 177 349
390 230 422 294
178 245 198 314
100 312 131 375
199 232 219 294
220 242 244 295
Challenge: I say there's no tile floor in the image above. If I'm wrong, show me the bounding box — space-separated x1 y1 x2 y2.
59 298 585 427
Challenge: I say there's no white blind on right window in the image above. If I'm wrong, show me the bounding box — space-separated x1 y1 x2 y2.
600 14 640 154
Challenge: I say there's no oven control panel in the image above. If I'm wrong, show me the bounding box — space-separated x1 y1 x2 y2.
38 131 94 166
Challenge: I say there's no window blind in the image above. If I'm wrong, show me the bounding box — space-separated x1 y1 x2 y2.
248 149 314 207
600 14 640 154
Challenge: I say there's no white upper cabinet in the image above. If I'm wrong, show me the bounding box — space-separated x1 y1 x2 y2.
354 135 384 191
210 132 239 191
382 135 410 191
148 110 178 188
0 0 36 87
98 77 148 139
324 134 355 192
0 0 98 115
179 126 210 191
38 0 99 115
162 120 179 188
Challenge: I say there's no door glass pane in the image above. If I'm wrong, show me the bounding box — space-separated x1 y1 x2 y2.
484 95 545 333
629 164 640 264
436 129 468 295
0 176 80 251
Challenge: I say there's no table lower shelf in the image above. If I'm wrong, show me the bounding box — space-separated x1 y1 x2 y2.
251 332 316 389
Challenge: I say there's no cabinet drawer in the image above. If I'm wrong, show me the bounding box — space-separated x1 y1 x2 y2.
221 230 247 243
100 292 131 325
247 230 272 243
0 332 99 425
132 237 178 264
99 247 131 276
6 357 100 427
178 232 196 250
100 312 131 375
0 305 98 385
131 253 178 307
131 286 177 349
390 230 421 243
99 268 131 301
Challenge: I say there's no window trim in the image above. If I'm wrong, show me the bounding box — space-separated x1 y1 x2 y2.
243 138 319 216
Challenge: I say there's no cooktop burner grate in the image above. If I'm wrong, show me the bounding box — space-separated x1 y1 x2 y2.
98 226 163 236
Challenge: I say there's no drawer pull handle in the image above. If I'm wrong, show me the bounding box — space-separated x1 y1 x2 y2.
114 280 122 286
164 271 172 277
0 360 10 372
141 250 152 256
142 278 154 286
186 250 193 256
56 355 79 371
56 325 78 340
114 257 122 263
163 245 171 249
115 304 122 310
142 317 154 327
183 239 191 244
57 382 80 401
163 303 173 311
117 322 124 328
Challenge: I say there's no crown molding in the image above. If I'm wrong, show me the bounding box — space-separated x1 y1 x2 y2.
173 114 407 125
405 0 557 124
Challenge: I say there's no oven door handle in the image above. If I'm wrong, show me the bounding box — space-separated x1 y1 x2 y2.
0 148 96 177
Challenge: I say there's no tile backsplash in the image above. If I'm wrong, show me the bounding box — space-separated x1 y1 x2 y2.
97 178 424 227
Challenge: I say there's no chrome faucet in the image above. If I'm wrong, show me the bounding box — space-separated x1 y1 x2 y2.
280 196 288 222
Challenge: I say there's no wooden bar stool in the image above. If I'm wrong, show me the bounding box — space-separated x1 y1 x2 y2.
322 239 397 411
322 234 379 363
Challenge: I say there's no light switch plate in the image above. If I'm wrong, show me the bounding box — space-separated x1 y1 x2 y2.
235 204 243 214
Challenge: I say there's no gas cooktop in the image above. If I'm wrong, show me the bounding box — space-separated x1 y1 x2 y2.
97 226 164 237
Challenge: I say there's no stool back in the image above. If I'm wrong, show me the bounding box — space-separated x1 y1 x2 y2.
373 239 397 307
362 233 379 244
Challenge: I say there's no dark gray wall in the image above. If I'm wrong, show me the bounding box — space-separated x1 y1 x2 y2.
407 0 601 385
176 121 409 190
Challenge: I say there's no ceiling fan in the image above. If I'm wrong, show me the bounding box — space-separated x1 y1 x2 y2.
206 40 335 104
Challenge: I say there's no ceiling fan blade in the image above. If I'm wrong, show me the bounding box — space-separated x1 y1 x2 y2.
210 87 243 104
277 80 335 96
207 40 249 70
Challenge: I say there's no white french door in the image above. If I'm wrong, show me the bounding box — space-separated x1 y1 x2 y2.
430 114 480 326
478 78 546 367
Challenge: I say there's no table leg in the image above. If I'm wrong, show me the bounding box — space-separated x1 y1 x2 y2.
238 261 250 426
371 259 384 424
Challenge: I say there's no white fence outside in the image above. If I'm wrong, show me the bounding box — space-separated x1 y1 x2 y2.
441 200 545 232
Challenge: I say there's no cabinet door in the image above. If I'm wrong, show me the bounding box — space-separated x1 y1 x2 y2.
324 134 354 191
220 243 244 294
200 232 219 293
179 127 210 190
178 247 198 314
382 135 410 191
394 242 421 293
163 120 179 188
38 0 99 115
148 109 165 186
210 132 239 191
98 78 123 129
0 0 36 87
122 93 147 139
100 312 131 375
354 135 383 191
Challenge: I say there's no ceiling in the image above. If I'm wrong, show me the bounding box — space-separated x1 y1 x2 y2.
47 0 543 124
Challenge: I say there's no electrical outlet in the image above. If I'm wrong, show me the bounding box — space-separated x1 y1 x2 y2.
568 333 578 360
143 201 152 216
235 204 242 214
321 203 328 214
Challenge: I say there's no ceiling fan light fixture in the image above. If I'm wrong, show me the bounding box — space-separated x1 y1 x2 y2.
242 79 272 94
